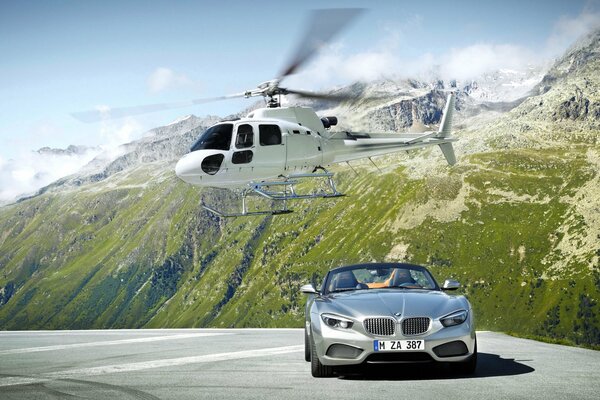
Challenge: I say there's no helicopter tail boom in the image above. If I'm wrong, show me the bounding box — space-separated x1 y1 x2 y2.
436 93 456 165
438 142 457 165
437 93 455 138
324 92 458 165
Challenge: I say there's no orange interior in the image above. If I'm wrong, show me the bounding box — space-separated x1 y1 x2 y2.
366 269 397 288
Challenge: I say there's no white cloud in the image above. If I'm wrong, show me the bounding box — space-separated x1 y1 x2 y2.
308 42 505 86
285 6 600 88
285 43 403 89
545 6 600 57
288 40 538 87
95 117 146 162
439 44 538 81
0 118 146 204
147 67 199 93
0 147 101 204
285 15 423 89
100 117 143 147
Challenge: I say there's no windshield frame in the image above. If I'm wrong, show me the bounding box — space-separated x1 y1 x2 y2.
321 263 441 295
190 123 233 152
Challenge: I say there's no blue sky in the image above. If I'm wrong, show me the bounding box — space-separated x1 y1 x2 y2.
0 0 599 201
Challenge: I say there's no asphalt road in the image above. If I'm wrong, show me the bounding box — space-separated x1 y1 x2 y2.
0 329 598 399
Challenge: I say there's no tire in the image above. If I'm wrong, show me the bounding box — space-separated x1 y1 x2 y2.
304 326 311 362
310 333 335 378
457 339 477 375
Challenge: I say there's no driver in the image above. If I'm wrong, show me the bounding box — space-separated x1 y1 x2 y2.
390 268 416 287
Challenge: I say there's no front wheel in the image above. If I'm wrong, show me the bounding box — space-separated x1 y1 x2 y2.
304 326 311 362
310 333 335 378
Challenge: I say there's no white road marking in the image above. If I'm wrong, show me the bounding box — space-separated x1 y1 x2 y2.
0 333 231 355
0 345 303 388
0 328 302 335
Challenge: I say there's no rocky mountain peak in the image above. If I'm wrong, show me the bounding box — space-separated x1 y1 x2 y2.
145 114 208 139
36 144 100 156
537 28 600 94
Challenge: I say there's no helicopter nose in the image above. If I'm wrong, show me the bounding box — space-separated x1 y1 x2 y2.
175 159 185 178
175 153 202 183
175 151 225 184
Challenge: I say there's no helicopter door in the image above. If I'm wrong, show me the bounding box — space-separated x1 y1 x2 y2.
232 124 254 163
230 123 256 181
251 124 286 175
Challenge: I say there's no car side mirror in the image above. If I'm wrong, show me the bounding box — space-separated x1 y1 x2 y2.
442 279 461 290
300 284 318 294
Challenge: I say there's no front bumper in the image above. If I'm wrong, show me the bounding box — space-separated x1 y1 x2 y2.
309 316 476 367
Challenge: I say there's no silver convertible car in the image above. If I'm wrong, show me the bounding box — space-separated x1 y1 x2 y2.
301 263 476 377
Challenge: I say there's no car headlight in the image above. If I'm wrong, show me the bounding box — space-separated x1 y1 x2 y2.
440 310 468 327
321 313 354 329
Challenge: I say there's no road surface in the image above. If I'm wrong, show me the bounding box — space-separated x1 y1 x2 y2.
0 329 598 399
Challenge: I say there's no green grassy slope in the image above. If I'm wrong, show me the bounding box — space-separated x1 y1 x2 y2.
2 30 600 344
0 145 598 348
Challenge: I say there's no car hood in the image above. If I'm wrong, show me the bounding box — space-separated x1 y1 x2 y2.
320 289 467 319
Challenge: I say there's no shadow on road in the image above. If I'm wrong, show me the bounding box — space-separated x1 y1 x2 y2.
338 352 535 381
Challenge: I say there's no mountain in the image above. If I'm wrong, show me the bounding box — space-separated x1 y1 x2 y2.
0 144 105 206
36 144 101 156
0 32 599 348
487 29 600 140
30 114 221 198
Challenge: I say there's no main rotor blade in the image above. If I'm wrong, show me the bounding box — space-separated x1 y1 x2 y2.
278 8 364 80
71 93 247 123
284 88 392 103
284 88 359 102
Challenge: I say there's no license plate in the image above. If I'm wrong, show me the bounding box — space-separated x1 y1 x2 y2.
374 340 424 351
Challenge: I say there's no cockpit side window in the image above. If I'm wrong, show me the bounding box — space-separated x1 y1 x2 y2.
235 124 254 149
190 123 233 152
259 125 282 146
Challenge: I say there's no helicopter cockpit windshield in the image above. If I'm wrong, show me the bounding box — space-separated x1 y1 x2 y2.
190 123 233 152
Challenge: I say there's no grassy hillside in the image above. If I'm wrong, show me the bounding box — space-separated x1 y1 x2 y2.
1 143 598 348
2 30 600 346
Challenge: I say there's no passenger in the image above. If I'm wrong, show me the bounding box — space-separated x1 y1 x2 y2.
333 271 359 291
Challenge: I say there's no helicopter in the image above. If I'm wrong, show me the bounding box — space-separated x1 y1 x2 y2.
73 9 458 217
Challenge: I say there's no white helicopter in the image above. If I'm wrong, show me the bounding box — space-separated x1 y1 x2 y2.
73 9 457 217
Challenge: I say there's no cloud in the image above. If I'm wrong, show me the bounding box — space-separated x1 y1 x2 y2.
100 117 143 147
288 40 538 87
285 14 423 89
147 67 199 93
439 44 538 81
545 6 600 57
0 118 146 204
285 43 403 89
285 6 600 88
0 147 101 204
285 16 543 87
94 117 146 162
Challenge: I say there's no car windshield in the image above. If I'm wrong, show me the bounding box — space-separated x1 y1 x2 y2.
324 265 438 294
190 123 233 152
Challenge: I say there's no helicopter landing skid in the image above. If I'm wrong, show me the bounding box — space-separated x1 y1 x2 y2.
251 169 344 201
201 201 293 217
201 168 344 217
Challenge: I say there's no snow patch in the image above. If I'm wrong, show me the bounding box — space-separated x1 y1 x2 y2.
168 115 193 126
